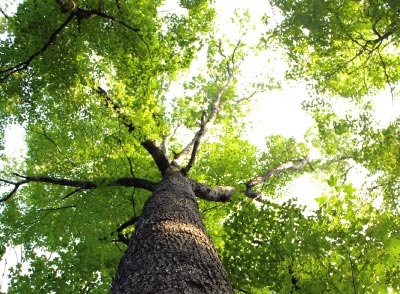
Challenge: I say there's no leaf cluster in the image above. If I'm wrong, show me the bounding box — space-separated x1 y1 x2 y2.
266 0 400 98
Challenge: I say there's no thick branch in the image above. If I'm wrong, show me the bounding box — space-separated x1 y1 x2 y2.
0 173 156 202
244 158 308 199
191 180 235 202
141 140 170 174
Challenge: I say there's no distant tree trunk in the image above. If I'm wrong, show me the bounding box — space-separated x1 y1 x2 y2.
111 169 234 294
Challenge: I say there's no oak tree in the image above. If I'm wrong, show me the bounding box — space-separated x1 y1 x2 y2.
1 0 400 293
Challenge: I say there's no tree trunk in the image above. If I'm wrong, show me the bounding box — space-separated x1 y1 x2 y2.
111 169 234 294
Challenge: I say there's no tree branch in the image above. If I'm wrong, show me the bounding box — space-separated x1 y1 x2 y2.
0 3 142 81
31 127 77 168
0 7 9 19
172 40 242 171
161 125 179 157
61 187 88 199
244 158 308 199
191 180 235 202
0 173 156 202
41 204 77 211
377 48 395 99
96 87 170 174
73 8 139 32
325 9 396 84
114 129 135 177
99 215 139 246
116 216 139 234
141 140 170 174
181 112 207 175
0 178 29 202
115 216 139 245
0 12 75 81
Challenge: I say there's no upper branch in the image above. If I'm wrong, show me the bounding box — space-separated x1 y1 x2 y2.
172 40 242 172
0 173 156 202
161 125 179 157
244 158 309 199
74 8 140 32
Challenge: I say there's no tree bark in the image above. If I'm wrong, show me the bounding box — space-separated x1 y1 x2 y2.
111 169 234 294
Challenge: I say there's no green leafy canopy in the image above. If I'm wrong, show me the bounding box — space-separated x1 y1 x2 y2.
1 0 400 293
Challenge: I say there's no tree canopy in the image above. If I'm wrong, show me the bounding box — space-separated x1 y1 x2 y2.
1 0 400 293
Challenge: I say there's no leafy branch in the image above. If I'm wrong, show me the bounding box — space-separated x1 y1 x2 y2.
0 173 156 202
96 87 170 174
172 39 242 173
244 158 309 200
0 2 141 81
0 13 75 81
326 8 396 85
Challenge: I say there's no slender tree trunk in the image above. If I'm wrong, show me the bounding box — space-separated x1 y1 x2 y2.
111 169 234 294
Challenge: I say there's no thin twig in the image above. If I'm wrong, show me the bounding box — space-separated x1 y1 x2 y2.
116 122 135 177
377 49 395 100
61 187 87 199
0 7 9 19
31 127 77 168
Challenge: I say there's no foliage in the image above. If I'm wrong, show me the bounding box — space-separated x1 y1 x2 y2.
224 183 400 293
266 0 400 98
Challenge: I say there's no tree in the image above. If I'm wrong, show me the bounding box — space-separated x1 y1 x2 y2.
1 0 400 293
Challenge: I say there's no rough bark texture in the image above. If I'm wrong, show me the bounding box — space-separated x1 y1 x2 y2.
111 170 234 294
